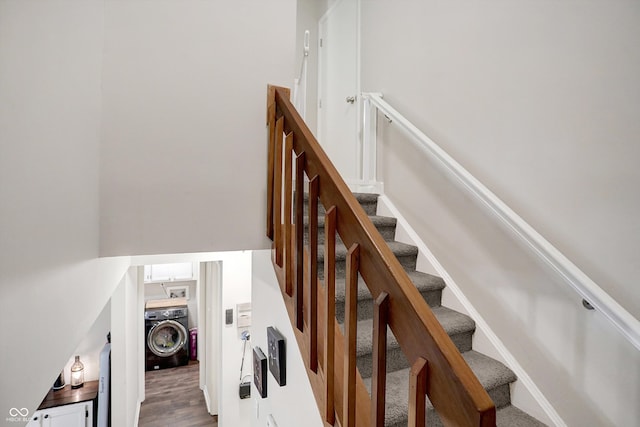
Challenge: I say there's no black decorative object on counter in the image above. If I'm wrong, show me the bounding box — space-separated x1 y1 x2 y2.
52 371 65 391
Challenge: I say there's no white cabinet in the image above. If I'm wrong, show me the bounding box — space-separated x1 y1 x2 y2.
144 262 194 282
28 401 93 427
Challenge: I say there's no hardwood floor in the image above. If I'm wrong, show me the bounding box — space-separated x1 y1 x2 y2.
138 361 217 427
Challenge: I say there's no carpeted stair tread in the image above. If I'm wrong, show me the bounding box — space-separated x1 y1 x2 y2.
350 192 380 204
460 350 517 392
309 214 397 229
303 191 379 203
361 215 397 229
318 240 418 263
306 214 398 242
363 351 519 427
353 307 476 359
303 192 379 216
335 271 445 305
333 271 446 323
317 240 419 276
497 405 548 427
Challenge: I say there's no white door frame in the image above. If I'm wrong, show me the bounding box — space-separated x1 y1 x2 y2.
199 261 221 416
317 0 364 190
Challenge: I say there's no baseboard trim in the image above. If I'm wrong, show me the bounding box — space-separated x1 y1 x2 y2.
346 179 384 194
202 384 219 416
202 384 212 415
377 194 566 427
133 399 142 427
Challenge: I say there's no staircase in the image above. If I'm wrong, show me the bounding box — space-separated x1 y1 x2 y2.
314 193 547 427
266 84 549 427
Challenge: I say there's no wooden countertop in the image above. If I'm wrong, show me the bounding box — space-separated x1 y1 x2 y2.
38 380 98 410
146 297 188 309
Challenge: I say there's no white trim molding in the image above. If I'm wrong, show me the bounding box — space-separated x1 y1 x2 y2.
346 179 384 195
377 195 566 427
133 399 141 427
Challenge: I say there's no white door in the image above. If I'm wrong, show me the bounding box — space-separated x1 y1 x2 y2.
318 0 359 184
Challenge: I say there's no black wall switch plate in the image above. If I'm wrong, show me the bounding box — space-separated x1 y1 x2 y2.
225 308 233 325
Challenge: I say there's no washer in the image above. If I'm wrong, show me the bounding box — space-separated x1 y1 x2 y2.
145 300 189 371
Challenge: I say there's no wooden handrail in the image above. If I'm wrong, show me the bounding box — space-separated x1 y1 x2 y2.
266 85 496 427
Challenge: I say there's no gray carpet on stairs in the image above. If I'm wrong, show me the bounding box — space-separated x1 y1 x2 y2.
317 240 418 279
334 271 445 322
311 193 547 427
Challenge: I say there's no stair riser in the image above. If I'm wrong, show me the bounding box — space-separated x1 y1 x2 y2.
449 331 473 353
488 384 512 410
335 289 442 323
357 347 407 379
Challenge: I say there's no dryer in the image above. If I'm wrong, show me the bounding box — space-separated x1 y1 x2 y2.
145 300 189 371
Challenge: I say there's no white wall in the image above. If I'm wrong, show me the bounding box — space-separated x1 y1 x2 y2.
362 0 640 319
100 0 297 256
0 0 298 422
359 1 640 426
63 300 112 384
250 250 323 427
218 251 253 427
0 0 131 420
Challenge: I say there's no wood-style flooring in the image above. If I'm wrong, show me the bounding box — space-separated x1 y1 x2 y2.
138 361 217 427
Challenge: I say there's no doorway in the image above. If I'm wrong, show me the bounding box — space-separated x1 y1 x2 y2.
137 260 220 425
133 251 253 426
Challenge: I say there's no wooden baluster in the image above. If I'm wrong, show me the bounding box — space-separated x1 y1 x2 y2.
295 153 306 327
308 176 319 371
344 244 360 427
408 357 428 427
323 205 337 424
266 86 276 240
371 292 389 427
309 176 320 373
284 132 294 296
273 117 284 267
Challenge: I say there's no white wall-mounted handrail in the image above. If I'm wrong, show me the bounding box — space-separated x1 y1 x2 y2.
361 92 640 352
293 30 310 120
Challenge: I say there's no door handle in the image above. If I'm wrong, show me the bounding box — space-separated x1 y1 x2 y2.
345 96 356 104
